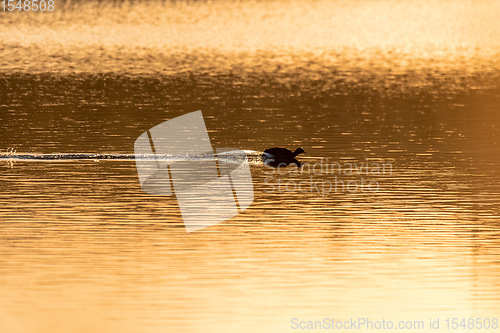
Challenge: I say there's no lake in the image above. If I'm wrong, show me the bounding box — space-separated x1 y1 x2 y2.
1 0 500 332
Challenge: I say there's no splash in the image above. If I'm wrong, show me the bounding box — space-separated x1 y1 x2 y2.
0 149 266 165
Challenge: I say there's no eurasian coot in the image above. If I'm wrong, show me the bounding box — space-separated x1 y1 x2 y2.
263 147 306 167
264 147 305 158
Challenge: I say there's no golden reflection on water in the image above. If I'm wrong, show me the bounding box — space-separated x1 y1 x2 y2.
1 0 500 332
1 153 500 332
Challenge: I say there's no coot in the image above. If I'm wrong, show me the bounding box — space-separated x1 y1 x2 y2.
263 147 306 167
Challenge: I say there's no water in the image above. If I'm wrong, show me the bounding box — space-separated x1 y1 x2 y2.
1 0 500 332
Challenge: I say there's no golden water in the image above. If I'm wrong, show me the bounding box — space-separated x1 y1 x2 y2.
1 0 500 332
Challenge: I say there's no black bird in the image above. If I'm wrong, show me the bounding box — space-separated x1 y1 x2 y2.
263 147 306 167
264 147 305 158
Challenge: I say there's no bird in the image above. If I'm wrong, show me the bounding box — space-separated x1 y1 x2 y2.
264 147 305 158
263 147 306 167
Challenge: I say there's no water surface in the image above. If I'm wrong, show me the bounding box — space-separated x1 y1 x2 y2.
1 1 500 332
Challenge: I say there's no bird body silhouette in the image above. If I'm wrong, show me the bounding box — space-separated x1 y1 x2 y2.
263 147 305 167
